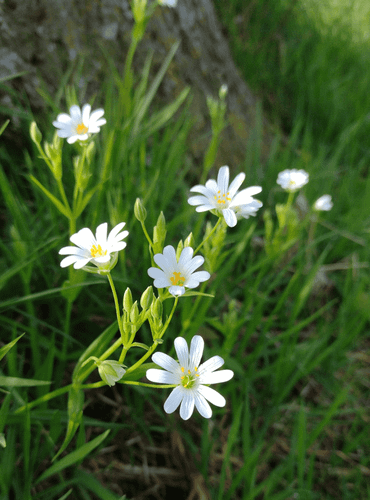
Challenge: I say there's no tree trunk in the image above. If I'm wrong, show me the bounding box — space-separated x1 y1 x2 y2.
0 0 271 171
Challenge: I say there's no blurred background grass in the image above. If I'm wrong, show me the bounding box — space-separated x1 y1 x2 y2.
0 0 370 498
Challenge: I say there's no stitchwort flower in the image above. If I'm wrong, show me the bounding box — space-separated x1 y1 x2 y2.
158 0 178 6
53 104 106 144
314 194 333 211
188 165 262 227
148 245 210 297
277 169 309 192
146 335 234 420
59 222 128 270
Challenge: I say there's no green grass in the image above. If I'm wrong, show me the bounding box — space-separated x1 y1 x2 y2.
1 0 370 498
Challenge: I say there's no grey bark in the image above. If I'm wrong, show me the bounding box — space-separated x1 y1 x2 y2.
0 0 271 171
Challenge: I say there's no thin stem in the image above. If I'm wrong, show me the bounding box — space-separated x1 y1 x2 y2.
57 178 71 218
140 220 154 249
159 296 178 339
124 341 158 375
121 381 177 388
107 272 125 341
14 384 73 414
194 217 222 255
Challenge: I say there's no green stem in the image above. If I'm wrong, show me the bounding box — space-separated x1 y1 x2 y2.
107 273 125 341
194 217 222 255
159 296 178 339
121 381 176 388
140 220 154 249
14 384 73 414
124 341 158 376
57 178 71 218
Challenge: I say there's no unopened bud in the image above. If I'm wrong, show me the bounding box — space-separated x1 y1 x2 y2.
130 301 139 323
184 232 195 248
151 297 163 320
134 198 147 222
123 288 133 313
176 240 183 260
30 121 42 144
140 286 154 310
97 360 126 387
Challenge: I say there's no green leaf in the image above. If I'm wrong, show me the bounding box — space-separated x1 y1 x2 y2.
28 174 72 218
37 429 110 483
0 120 10 136
74 184 101 219
52 385 84 461
57 489 73 500
73 321 119 381
0 334 24 361
0 376 51 387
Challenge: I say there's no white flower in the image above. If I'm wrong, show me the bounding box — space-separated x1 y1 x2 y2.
98 360 126 387
314 194 333 211
148 246 210 297
188 165 262 228
59 222 128 270
276 169 309 192
146 335 234 420
53 104 106 144
158 0 177 6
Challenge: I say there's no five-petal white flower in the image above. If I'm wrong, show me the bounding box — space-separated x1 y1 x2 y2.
53 104 106 144
59 222 128 270
276 169 309 192
188 165 262 228
148 245 210 296
314 194 333 211
146 335 234 420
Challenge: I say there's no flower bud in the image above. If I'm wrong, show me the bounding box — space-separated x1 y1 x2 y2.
97 360 126 387
123 288 133 314
140 286 154 310
153 212 167 253
151 297 163 320
30 121 42 144
176 240 184 260
130 301 139 323
184 232 195 248
134 198 147 222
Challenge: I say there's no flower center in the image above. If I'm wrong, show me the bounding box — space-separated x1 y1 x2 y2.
180 366 199 388
170 271 185 286
288 179 296 187
214 190 231 206
90 244 107 258
76 123 88 135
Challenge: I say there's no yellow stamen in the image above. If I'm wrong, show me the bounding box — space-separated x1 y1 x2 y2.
215 190 231 205
76 123 88 135
90 244 107 258
170 271 185 286
181 367 184 373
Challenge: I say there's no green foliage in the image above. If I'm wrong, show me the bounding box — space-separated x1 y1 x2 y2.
0 0 369 498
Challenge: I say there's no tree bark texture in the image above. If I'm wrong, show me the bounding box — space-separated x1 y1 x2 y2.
0 0 271 172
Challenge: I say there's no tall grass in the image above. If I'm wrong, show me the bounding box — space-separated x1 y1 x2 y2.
0 0 369 498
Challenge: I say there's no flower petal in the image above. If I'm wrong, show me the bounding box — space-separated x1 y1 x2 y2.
179 390 195 420
164 387 183 414
162 245 178 268
152 352 179 372
217 166 229 193
146 368 177 384
222 208 237 227
169 285 186 296
197 385 226 407
188 195 212 207
81 103 91 125
189 185 213 196
178 247 193 268
193 390 213 418
183 255 204 274
198 355 224 375
228 172 246 198
189 335 204 368
174 337 189 368
199 369 234 385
